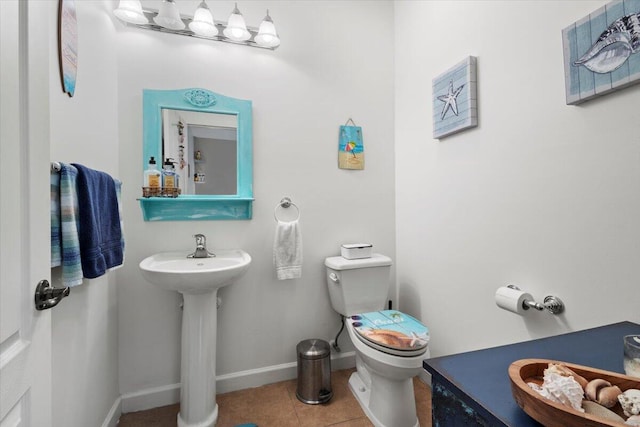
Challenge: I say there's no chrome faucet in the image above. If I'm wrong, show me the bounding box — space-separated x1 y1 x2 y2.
187 234 215 258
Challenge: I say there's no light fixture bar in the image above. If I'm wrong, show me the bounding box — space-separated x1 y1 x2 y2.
119 8 279 50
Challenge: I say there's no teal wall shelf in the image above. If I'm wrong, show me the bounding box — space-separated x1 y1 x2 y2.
138 196 253 221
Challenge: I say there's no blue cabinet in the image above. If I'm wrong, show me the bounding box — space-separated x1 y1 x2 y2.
424 322 640 426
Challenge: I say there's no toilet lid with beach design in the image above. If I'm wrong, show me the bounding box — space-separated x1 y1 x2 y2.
347 310 429 357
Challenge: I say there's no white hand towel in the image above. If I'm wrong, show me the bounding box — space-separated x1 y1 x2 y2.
273 219 302 280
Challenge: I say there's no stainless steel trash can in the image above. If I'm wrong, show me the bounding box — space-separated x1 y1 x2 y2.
296 339 332 404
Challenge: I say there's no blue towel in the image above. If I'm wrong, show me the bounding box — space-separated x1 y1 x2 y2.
71 163 124 279
51 163 83 287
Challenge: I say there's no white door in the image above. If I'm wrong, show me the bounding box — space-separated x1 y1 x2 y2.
0 1 53 426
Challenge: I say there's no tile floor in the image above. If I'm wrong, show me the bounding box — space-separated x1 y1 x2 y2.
118 368 432 427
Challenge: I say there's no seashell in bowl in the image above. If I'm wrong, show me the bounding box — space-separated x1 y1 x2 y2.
619 389 640 418
626 414 640 426
582 401 625 423
585 379 623 408
528 371 584 412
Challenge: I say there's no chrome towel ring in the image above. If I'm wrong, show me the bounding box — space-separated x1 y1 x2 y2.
274 197 300 221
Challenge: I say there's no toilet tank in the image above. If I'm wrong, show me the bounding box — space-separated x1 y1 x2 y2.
325 254 392 317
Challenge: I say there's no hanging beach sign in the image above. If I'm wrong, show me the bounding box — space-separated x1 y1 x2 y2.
338 118 364 170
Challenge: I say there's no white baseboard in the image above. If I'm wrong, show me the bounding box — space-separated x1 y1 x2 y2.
420 351 432 387
121 351 356 413
121 383 181 413
217 350 355 393
101 396 122 427
418 369 432 387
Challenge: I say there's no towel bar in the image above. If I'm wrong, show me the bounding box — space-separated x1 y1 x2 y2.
274 197 300 221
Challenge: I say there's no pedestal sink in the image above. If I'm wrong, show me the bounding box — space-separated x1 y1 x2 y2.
139 249 251 427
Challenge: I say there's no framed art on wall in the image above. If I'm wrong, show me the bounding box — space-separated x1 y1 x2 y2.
432 56 478 140
562 0 640 105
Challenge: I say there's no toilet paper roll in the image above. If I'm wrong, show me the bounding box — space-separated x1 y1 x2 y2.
495 286 533 315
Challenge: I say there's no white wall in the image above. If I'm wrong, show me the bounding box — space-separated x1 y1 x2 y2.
49 1 120 427
116 0 395 406
395 1 640 358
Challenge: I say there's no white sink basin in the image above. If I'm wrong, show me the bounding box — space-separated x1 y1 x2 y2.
139 249 251 294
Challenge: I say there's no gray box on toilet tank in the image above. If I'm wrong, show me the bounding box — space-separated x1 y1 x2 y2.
296 339 332 404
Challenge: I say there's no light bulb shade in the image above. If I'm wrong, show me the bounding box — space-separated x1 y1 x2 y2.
114 0 149 25
154 0 185 30
223 5 251 42
189 1 218 37
255 13 280 48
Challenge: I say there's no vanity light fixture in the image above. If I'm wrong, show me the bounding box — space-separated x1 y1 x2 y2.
223 3 251 42
113 0 148 25
255 10 280 48
113 1 280 50
189 1 217 37
154 0 185 30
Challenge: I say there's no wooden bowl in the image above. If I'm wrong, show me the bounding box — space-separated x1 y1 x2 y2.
509 358 640 427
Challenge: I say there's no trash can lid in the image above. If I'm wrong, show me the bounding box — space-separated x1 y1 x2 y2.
297 338 330 359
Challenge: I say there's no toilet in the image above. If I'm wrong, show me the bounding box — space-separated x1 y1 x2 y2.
325 254 429 427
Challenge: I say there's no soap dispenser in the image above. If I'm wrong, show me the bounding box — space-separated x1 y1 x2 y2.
162 158 177 189
144 156 161 188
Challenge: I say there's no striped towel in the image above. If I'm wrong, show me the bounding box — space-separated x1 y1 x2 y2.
51 171 61 266
50 163 83 287
115 179 125 267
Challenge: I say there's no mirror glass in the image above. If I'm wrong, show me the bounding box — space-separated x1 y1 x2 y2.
161 109 238 195
139 88 253 221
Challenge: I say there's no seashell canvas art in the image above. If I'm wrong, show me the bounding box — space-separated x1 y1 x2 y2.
562 0 640 105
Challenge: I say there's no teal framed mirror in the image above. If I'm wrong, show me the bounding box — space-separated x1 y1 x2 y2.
139 88 253 221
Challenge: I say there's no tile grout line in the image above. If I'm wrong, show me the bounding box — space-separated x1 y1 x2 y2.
284 379 303 426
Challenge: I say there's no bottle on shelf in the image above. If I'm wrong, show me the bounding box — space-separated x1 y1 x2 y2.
162 158 177 189
144 156 161 188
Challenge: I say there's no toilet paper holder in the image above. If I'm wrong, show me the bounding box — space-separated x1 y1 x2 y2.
507 285 565 314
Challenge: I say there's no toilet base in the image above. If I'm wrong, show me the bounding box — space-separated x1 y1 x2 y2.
348 371 420 427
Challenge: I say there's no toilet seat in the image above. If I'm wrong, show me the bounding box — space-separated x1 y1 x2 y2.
347 310 429 357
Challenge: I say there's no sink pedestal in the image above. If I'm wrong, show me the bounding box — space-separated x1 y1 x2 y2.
177 291 219 427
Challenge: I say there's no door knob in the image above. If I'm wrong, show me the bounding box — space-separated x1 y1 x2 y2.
34 279 70 310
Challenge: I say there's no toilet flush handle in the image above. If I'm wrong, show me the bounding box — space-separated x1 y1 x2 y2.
329 272 340 284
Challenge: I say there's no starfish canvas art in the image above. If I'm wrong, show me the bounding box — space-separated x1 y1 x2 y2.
432 56 478 139
438 81 465 120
